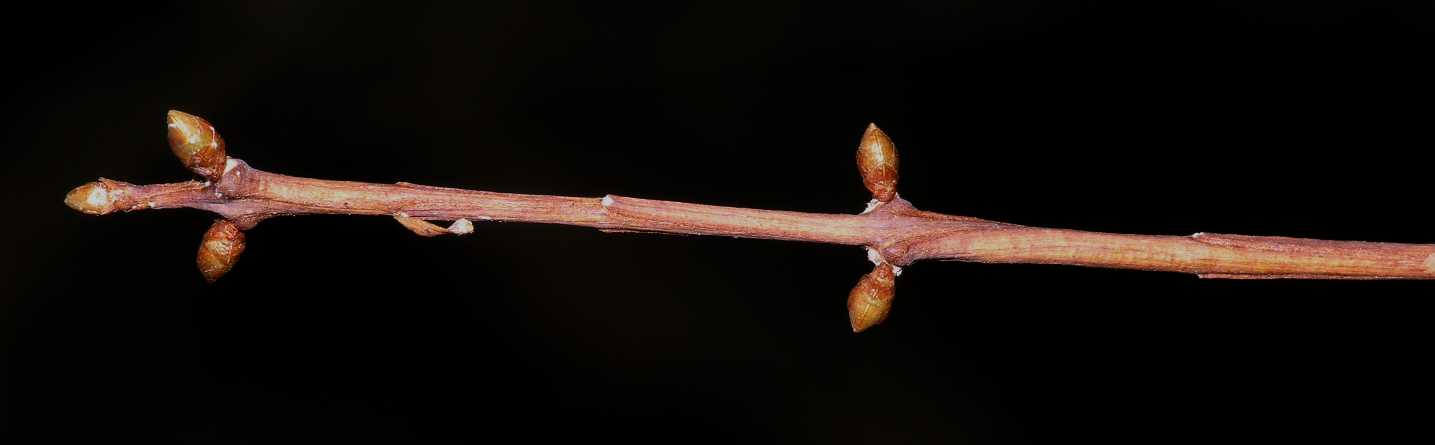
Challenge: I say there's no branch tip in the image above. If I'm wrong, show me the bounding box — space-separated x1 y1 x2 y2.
64 179 123 215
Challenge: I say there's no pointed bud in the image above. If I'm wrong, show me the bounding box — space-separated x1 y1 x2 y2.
856 123 899 202
64 179 127 215
847 262 897 333
197 219 246 283
167 110 227 181
394 213 475 237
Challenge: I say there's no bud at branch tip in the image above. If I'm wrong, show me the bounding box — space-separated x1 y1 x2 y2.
64 180 123 215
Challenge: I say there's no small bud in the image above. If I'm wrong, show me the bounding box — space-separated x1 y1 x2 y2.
847 262 897 333
197 219 246 283
394 214 475 237
64 179 127 215
447 218 474 235
167 110 227 181
856 123 899 202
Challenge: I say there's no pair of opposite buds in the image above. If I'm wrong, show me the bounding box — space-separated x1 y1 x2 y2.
850 124 900 332
65 110 906 332
64 111 245 283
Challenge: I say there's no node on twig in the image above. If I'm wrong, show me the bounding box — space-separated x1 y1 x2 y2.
65 111 1435 333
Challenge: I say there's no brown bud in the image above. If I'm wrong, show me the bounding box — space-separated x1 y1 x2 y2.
64 179 128 215
847 262 897 333
394 213 475 237
856 123 898 202
167 110 227 181
197 219 246 283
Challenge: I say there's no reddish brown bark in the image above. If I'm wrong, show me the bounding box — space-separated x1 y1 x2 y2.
69 158 1435 279
61 112 1435 332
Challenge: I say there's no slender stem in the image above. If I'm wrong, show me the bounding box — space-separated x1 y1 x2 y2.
918 228 1435 279
66 113 1434 333
82 158 1435 279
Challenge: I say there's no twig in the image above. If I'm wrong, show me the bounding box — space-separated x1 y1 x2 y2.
65 111 1435 332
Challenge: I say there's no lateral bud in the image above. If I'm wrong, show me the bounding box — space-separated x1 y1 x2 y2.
847 262 897 333
197 219 247 283
856 123 898 202
167 110 228 181
394 213 475 237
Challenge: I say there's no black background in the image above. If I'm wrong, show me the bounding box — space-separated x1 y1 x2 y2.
3 1 1433 443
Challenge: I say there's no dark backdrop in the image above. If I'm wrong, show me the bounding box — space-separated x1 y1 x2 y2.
3 1 1433 443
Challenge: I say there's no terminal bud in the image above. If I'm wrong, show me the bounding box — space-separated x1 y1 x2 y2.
64 179 127 215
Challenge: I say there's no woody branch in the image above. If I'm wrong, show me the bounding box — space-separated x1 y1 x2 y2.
64 111 1435 332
